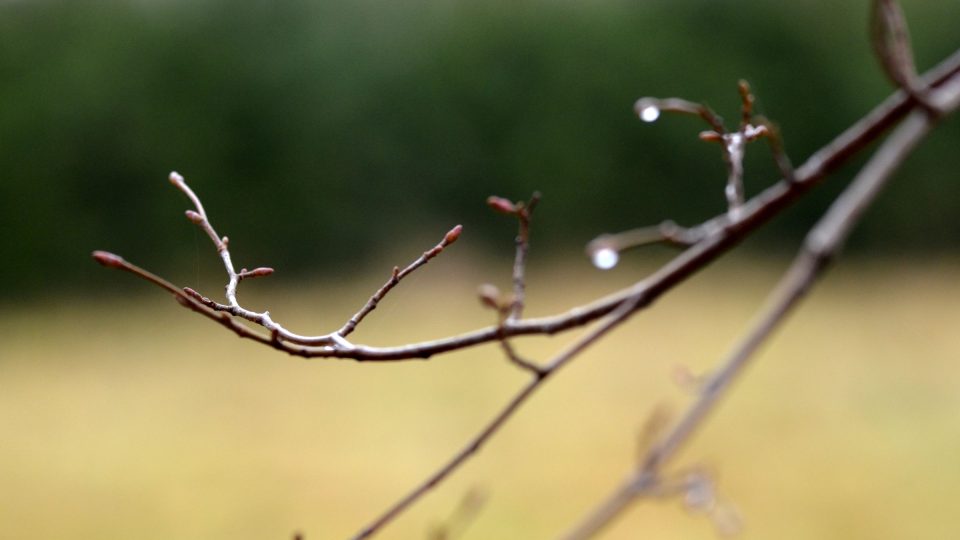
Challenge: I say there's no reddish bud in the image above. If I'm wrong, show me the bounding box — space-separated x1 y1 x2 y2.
241 267 274 279
91 251 125 268
182 287 204 301
486 196 517 214
698 130 723 142
185 210 204 224
444 224 463 245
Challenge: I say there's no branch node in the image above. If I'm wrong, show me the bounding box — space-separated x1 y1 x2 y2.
184 209 204 225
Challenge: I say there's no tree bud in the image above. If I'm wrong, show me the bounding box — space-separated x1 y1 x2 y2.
185 210 204 224
91 251 124 268
444 224 463 245
486 196 517 214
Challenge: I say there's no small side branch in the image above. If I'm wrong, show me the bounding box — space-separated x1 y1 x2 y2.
871 0 934 110
487 193 541 321
337 225 463 338
586 220 701 270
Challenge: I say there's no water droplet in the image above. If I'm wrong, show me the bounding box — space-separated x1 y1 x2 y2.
591 248 619 270
640 105 660 123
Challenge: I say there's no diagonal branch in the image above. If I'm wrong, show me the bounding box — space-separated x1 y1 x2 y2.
337 225 462 338
350 294 643 540
561 70 960 540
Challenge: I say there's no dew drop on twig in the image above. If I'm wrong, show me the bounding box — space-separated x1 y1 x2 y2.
591 248 619 270
640 105 661 123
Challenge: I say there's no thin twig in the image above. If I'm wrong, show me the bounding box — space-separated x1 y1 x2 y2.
508 192 540 322
585 221 701 261
350 295 643 540
337 225 463 338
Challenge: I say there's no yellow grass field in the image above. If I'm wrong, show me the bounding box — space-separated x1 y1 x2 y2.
2 255 958 539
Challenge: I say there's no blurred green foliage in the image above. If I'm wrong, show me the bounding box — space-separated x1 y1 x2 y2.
1 0 957 299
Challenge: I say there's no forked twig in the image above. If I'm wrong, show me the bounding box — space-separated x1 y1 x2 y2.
562 7 960 536
92 9 960 537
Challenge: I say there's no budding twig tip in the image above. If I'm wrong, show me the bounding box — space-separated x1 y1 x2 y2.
185 209 204 224
91 250 124 268
169 171 184 184
487 196 518 215
239 267 275 280
445 224 463 244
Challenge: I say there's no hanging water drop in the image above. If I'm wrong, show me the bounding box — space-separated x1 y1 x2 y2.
640 105 660 123
591 248 619 270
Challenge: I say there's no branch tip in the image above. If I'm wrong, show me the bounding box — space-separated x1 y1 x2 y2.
182 287 205 302
185 209 204 224
91 250 125 268
486 196 517 215
168 171 184 185
239 267 275 280
444 224 463 245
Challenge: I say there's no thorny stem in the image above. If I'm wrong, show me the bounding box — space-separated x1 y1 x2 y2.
562 57 960 540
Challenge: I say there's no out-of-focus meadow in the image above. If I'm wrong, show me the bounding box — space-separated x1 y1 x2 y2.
2 254 959 539
2 0 960 538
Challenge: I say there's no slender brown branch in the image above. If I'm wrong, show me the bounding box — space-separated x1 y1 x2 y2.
350 295 643 540
562 71 960 540
498 339 544 375
508 192 540 322
337 225 463 338
585 221 700 264
92 48 960 361
871 0 928 106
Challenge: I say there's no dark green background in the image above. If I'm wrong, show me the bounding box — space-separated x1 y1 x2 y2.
2 0 958 299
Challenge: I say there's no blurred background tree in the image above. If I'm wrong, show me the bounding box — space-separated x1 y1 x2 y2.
1 0 957 300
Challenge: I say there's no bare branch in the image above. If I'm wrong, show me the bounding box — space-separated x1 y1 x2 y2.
586 221 700 267
337 224 462 338
93 47 960 360
754 116 797 184
871 0 929 106
509 192 540 322
634 96 726 133
562 70 960 540
350 295 643 540
91 30 960 540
